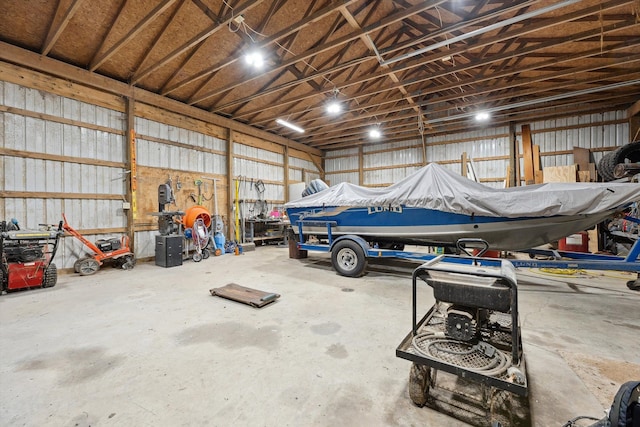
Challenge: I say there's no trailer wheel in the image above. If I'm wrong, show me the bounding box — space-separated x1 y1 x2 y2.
331 240 367 277
78 258 100 276
42 263 58 288
409 363 431 407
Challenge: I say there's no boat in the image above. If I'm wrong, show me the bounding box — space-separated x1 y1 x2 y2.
285 163 640 251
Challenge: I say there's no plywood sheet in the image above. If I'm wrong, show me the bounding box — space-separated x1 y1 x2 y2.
577 171 591 182
542 165 577 183
573 147 591 170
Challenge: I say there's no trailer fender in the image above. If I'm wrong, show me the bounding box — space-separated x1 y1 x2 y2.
330 235 370 254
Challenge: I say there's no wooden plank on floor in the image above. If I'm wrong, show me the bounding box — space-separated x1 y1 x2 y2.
210 283 280 308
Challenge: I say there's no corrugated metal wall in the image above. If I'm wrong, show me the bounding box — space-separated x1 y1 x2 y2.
1 75 319 268
325 147 359 185
325 116 628 188
526 110 627 173
1 80 128 269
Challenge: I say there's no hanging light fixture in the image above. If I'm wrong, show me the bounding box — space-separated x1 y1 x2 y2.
369 125 382 139
244 51 264 69
326 88 343 115
475 112 490 121
276 119 305 133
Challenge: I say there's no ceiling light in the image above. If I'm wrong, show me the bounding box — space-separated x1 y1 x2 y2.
475 112 490 121
276 119 305 133
369 128 382 139
326 101 342 115
244 51 264 69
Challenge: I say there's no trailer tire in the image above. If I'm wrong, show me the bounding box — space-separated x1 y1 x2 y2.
42 263 57 288
409 363 431 407
331 240 367 277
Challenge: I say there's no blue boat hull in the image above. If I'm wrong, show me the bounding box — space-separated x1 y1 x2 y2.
286 205 615 251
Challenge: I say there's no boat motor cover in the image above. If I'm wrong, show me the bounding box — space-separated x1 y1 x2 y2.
285 163 640 218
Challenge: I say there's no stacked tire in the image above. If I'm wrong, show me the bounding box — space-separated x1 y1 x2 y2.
597 140 640 181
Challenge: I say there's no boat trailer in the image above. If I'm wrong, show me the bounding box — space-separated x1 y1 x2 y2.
293 220 640 288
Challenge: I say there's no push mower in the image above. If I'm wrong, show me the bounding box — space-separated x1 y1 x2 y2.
63 214 135 276
0 220 63 293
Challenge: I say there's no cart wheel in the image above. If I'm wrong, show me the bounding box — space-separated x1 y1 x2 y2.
409 363 431 407
331 240 367 277
192 252 203 262
121 255 136 270
78 258 100 276
202 249 210 259
74 256 91 273
42 263 58 288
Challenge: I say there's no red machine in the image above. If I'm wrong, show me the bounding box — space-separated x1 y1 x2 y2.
62 213 135 276
0 220 62 293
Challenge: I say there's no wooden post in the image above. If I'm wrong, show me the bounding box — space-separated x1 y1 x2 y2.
461 152 468 177
521 124 535 185
283 145 289 205
226 129 234 241
125 97 136 253
509 121 518 187
358 145 363 185
533 145 543 184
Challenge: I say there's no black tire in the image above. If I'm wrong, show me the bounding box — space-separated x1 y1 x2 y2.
42 263 58 288
202 248 210 259
408 363 431 407
331 240 367 277
627 280 640 291
609 381 640 427
192 252 202 262
614 140 640 164
0 268 5 293
78 258 100 276
598 152 616 182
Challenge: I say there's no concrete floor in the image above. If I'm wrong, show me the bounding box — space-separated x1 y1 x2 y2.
1 246 639 427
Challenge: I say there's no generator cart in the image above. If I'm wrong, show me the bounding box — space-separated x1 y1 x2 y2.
0 220 63 293
396 240 530 426
62 214 135 276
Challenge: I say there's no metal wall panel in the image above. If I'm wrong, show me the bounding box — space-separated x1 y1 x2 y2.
525 110 628 173
325 172 358 185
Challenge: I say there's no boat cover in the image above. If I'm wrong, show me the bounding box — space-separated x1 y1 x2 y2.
285 163 640 218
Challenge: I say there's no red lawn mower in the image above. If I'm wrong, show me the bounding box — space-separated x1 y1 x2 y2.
62 214 135 276
0 219 63 294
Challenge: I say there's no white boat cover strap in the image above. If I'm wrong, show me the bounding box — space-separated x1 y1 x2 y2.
285 163 640 218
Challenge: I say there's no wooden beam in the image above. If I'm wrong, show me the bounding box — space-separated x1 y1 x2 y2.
227 129 234 241
358 145 363 185
126 97 136 253
283 145 289 204
0 44 322 157
90 0 177 71
131 0 263 84
628 99 640 118
42 0 84 55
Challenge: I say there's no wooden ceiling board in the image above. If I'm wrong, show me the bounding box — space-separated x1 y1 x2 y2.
0 0 56 50
1 0 639 150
